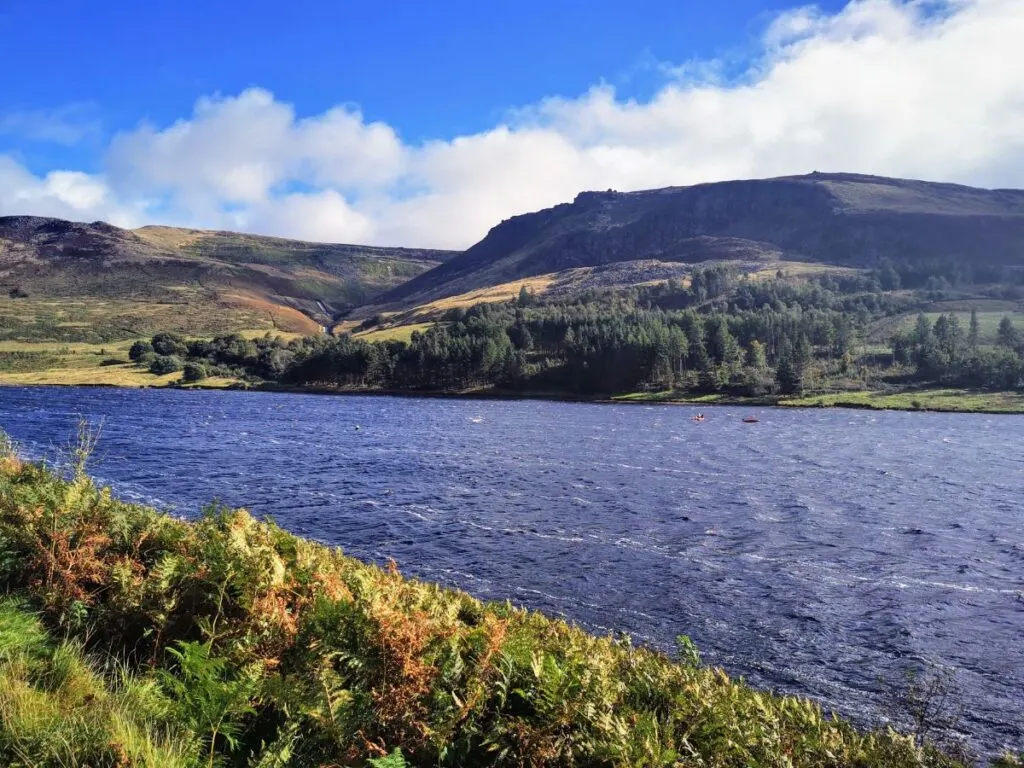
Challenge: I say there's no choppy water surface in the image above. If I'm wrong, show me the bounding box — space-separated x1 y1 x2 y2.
0 386 1021 754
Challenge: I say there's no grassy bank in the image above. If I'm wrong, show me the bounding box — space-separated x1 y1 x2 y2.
5 353 1024 416
1 433 1016 767
612 388 1024 414
778 389 1024 414
0 339 244 389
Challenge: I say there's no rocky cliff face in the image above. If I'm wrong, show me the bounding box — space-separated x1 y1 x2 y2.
383 173 1024 305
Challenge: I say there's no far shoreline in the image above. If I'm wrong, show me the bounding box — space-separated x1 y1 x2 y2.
3 378 1024 415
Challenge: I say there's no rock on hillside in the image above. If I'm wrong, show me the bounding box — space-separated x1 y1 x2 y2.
382 172 1024 306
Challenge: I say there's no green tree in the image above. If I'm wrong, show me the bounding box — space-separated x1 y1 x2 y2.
794 334 813 371
996 315 1019 349
968 309 980 348
892 333 914 366
878 263 901 290
913 313 933 347
129 340 155 361
666 326 688 375
150 355 184 375
933 313 964 363
746 340 768 372
775 338 802 394
839 350 855 374
183 362 208 382
707 318 740 366
152 332 187 357
517 325 534 352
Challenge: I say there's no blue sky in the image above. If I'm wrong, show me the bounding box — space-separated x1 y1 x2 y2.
3 0 843 162
1 1 1022 247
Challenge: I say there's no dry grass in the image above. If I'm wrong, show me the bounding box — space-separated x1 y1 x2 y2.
413 276 558 316
0 294 285 343
355 323 436 343
0 363 181 388
0 340 134 354
180 376 241 389
745 261 861 282
132 225 206 250
781 388 1024 413
234 329 308 342
346 275 559 333
220 293 324 335
331 319 364 335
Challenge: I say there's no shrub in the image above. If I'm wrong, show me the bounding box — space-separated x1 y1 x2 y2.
128 341 155 361
182 362 207 383
356 315 385 332
151 333 187 357
149 355 183 375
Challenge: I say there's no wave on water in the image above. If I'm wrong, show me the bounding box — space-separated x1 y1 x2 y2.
1 387 1021 756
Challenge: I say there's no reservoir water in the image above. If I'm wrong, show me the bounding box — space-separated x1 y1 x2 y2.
0 386 1021 754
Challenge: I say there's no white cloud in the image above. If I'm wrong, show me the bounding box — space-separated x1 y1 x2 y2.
0 156 138 226
4 0 1024 249
239 189 376 244
106 89 296 206
293 107 406 190
105 89 406 209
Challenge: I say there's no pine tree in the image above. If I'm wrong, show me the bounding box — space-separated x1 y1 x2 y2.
775 338 801 394
913 313 932 347
996 315 1019 349
746 340 768 371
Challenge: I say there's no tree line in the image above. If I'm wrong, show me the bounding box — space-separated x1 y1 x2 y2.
128 266 1024 396
890 310 1024 390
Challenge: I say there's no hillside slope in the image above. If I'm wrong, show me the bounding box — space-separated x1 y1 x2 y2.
381 172 1024 307
0 216 454 341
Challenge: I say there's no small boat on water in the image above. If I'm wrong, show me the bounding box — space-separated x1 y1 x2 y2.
742 416 759 423
692 414 706 422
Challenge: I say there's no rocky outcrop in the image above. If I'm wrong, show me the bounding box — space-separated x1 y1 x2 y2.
382 172 1024 306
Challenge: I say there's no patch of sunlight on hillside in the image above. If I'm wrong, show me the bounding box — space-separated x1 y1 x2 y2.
0 363 181 387
354 322 436 343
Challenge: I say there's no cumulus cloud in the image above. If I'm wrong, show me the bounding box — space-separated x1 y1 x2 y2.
3 0 1024 249
238 189 376 244
105 89 405 208
0 156 139 226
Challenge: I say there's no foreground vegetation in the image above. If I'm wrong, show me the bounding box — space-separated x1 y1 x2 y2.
1 431 1018 767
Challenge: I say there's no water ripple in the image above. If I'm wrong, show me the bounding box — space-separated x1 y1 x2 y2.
0 387 1021 755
